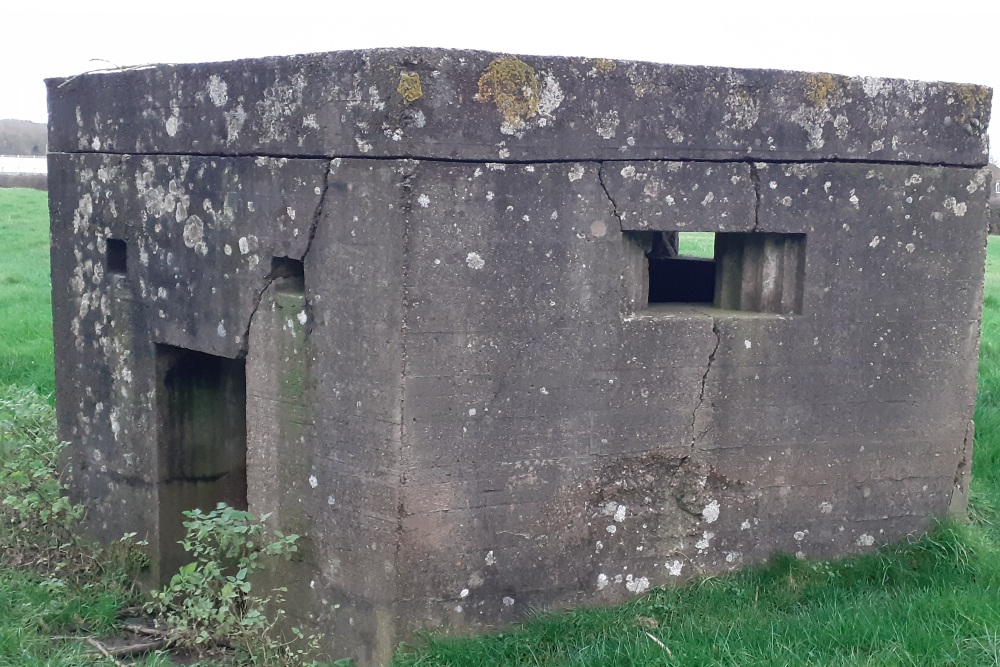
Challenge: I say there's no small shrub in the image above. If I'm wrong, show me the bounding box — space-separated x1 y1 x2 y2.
148 503 326 665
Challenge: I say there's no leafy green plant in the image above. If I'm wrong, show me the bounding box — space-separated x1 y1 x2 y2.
148 503 326 665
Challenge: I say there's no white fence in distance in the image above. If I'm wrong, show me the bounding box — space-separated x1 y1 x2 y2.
0 155 47 175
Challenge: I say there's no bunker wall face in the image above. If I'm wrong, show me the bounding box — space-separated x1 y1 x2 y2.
47 49 989 665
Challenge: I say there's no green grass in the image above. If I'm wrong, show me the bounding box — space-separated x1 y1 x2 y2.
0 188 53 396
3 189 1000 666
678 231 715 259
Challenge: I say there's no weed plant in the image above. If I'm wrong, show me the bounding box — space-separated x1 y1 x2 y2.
147 504 326 665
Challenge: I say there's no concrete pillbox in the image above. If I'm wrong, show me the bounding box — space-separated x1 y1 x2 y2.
47 49 990 664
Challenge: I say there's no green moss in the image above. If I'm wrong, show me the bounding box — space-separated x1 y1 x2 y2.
476 56 539 129
396 71 423 105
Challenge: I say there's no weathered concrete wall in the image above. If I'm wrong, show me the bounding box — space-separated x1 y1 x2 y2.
47 49 990 665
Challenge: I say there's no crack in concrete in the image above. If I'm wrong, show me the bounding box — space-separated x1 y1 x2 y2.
690 322 722 448
947 419 975 517
238 160 332 357
52 148 986 171
597 163 624 230
749 162 762 232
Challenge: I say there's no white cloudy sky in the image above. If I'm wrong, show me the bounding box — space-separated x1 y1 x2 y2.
3 1 1000 152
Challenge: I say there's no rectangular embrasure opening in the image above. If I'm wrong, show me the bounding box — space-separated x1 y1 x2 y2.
155 345 247 583
628 231 805 315
106 238 127 275
270 256 305 295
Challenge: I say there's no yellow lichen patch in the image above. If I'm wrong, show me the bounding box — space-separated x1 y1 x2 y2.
954 84 990 122
476 56 540 129
397 72 423 104
804 73 842 109
593 58 617 75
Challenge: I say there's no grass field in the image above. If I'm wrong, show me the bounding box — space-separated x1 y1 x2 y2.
2 188 1000 665
0 188 53 395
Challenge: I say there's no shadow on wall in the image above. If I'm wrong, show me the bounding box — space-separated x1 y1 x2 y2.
0 173 47 190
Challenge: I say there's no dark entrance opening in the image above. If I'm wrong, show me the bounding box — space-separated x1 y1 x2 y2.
155 345 247 582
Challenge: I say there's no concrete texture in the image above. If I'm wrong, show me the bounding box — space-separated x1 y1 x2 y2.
47 49 991 665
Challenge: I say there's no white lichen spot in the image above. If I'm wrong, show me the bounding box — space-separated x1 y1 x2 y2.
165 115 179 137
308 475 318 489
355 138 373 153
468 408 477 417
327 495 336 505
665 126 684 143
297 310 308 325
702 499 720 523
224 104 247 144
744 339 752 349
944 196 968 217
613 504 627 522
286 206 296 220
466 252 485 270
696 531 714 550
91 136 102 151
217 322 226 338
486 191 495 201
667 560 684 576
597 573 609 590
537 72 564 118
540 387 549 395
849 190 860 209
460 588 469 598
183 215 204 249
725 551 741 563
702 192 716 205
857 533 875 547
223 244 232 256
606 524 617 534
741 519 751 530
485 550 496 566
417 194 431 208
568 164 585 182
905 174 923 186
595 109 620 139
819 501 834 514
238 237 250 255
620 165 636 178
793 530 807 541
905 243 916 253
869 236 881 249
208 75 228 107
625 575 649 594
502 596 515 607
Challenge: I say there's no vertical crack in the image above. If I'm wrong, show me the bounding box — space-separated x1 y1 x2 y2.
947 419 975 517
690 322 721 448
749 162 762 233
238 160 332 357
597 162 625 230
301 160 333 266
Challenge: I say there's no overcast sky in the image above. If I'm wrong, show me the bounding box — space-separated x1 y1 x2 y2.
4 2 1000 153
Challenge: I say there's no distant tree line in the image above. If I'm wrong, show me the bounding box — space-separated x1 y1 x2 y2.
0 120 46 155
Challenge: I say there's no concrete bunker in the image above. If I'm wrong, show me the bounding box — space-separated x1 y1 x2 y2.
46 49 990 665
